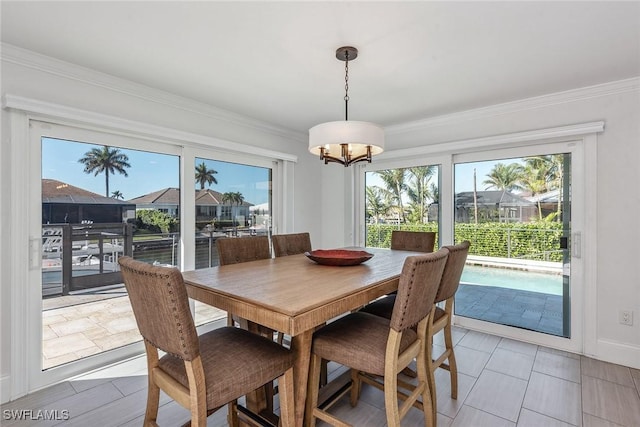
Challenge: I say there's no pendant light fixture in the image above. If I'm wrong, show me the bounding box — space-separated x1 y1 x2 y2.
309 46 385 167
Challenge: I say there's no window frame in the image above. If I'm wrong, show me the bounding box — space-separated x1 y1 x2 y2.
8 103 292 396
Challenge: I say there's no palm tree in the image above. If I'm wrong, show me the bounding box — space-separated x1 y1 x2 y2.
195 162 218 190
524 155 565 221
519 164 547 220
222 191 245 234
406 166 436 223
376 169 407 223
111 190 124 200
365 186 390 224
483 162 524 222
78 145 131 197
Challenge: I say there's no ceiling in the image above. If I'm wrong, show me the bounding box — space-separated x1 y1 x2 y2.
2 1 639 135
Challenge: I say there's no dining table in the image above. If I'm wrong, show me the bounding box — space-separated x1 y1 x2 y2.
182 246 424 426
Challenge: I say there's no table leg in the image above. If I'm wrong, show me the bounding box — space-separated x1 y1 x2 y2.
290 329 314 427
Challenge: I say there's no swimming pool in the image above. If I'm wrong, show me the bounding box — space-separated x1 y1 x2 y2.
461 264 563 295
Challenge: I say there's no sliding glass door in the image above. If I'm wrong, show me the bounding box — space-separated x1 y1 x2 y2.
192 156 272 326
357 140 584 349
35 124 181 384
453 153 571 337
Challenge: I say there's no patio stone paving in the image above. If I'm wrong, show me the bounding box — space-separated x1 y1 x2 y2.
456 284 564 336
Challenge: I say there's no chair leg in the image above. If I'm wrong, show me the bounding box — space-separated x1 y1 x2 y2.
228 401 239 427
320 359 328 387
426 334 438 421
443 319 458 400
349 368 361 407
417 339 435 427
144 374 160 426
277 368 295 427
304 354 323 427
143 342 160 427
383 368 401 427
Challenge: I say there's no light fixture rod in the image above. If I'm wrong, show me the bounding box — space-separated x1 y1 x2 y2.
309 46 384 167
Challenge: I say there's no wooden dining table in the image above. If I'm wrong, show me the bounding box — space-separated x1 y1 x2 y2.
182 246 423 426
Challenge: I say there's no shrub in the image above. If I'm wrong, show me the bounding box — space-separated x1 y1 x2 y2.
366 221 563 261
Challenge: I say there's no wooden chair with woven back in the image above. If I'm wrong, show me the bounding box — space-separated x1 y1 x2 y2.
360 230 437 378
425 240 470 421
391 230 436 253
272 232 312 257
304 248 449 427
215 236 272 329
118 256 295 427
355 240 471 424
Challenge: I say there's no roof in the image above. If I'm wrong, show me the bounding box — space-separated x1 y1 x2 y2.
129 188 253 207
42 179 133 205
455 191 534 207
526 189 560 203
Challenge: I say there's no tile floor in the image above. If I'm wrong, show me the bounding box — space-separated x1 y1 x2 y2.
3 327 640 426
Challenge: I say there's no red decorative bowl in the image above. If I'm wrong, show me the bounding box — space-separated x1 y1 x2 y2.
304 249 374 266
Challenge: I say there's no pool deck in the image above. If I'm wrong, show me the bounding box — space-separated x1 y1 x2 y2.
456 283 565 336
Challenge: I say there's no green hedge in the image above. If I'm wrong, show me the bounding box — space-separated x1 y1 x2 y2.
366 222 564 261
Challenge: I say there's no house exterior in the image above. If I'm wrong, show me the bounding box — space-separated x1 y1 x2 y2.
42 179 135 224
455 190 537 223
128 188 253 229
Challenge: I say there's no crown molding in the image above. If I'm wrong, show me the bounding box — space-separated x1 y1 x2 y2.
378 121 604 161
3 94 298 162
386 77 639 136
1 43 307 143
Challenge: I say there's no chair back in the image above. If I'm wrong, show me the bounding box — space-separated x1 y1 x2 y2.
216 236 271 266
272 232 312 257
118 256 199 361
390 248 449 332
435 241 471 303
391 230 436 253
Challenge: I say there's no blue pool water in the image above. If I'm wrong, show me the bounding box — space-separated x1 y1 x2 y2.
461 264 563 295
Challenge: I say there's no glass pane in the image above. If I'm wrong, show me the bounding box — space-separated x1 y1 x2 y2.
41 137 180 369
364 165 440 247
453 154 570 337
193 157 272 326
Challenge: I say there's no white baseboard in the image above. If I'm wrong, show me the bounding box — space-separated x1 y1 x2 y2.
1 374 10 404
591 339 640 370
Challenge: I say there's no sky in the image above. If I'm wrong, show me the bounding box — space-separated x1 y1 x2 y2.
42 138 271 205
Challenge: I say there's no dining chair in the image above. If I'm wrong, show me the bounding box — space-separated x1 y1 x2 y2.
216 235 271 266
391 230 436 253
216 235 272 328
305 249 449 427
272 232 312 257
356 241 471 423
362 230 437 378
425 240 470 420
118 256 295 427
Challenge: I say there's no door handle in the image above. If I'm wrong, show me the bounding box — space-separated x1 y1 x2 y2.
572 232 581 258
